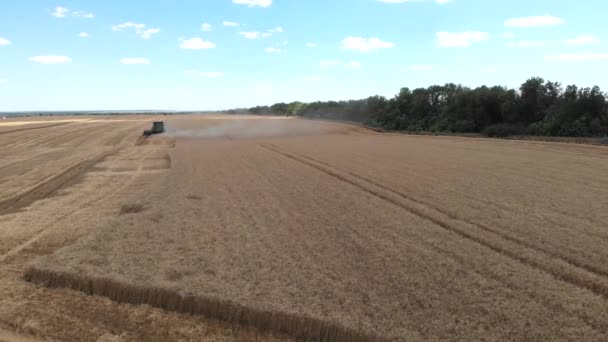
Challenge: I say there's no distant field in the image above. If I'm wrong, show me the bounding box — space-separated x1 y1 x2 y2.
17 116 608 341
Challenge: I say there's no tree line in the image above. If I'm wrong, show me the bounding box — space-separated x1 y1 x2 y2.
223 77 608 137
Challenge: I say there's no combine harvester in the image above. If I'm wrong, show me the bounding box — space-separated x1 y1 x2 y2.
143 121 165 136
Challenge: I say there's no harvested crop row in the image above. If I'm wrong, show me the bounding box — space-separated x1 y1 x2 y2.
26 118 608 341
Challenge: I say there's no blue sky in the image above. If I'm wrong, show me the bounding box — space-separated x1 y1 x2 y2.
1 0 607 111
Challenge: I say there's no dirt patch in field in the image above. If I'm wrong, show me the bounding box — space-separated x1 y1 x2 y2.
25 119 608 341
119 203 146 215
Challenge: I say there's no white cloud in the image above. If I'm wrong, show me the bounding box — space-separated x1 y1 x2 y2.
265 47 281 53
506 41 546 48
544 53 608 62
436 31 490 48
112 22 160 39
0 79 7 84
202 23 212 31
504 15 564 28
120 58 150 65
186 70 224 78
306 42 317 48
409 64 434 71
52 6 69 18
223 21 240 27
51 7 93 19
233 0 272 7
0 38 10 45
565 35 600 46
140 28 160 39
436 0 452 3
79 32 89 38
258 27 284 38
113 22 145 31
72 11 94 18
341 37 395 52
29 55 72 64
239 31 261 39
179 37 216 49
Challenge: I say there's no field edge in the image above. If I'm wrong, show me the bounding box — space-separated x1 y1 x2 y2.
23 266 383 342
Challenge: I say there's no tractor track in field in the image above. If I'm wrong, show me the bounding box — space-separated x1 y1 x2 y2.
103 124 139 146
261 143 608 299
0 149 118 216
0 124 82 149
0 122 72 136
36 123 111 148
0 148 156 264
0 123 92 148
260 144 608 333
343 148 608 241
404 225 608 334
1 121 118 150
286 147 608 278
0 155 42 172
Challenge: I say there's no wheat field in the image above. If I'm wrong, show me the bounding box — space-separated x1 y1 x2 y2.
0 116 287 341
21 115 608 341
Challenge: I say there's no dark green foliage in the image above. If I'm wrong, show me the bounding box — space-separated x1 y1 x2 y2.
482 124 524 138
451 120 477 133
222 77 608 137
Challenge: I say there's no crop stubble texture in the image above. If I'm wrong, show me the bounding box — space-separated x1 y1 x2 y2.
25 117 608 341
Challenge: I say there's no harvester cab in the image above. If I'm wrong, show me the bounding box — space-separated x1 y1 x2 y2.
143 121 165 136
